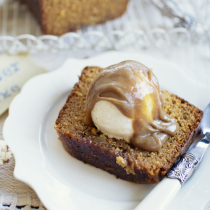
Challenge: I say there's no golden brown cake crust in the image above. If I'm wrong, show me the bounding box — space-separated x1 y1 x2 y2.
55 66 203 184
22 0 129 35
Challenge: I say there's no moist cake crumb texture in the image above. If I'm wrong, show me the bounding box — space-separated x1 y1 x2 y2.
55 66 203 183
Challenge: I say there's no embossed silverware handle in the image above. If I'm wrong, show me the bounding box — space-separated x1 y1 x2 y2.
167 153 199 184
134 178 181 210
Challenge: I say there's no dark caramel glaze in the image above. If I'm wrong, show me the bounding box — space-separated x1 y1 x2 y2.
85 60 178 151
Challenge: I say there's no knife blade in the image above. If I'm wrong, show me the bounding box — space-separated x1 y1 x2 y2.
134 103 210 210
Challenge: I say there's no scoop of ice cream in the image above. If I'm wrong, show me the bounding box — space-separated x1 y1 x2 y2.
91 100 133 142
85 60 178 151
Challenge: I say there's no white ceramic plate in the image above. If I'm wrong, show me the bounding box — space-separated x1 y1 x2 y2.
3 51 210 210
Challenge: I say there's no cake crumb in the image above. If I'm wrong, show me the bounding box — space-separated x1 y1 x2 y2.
116 156 135 175
116 156 127 167
91 128 97 135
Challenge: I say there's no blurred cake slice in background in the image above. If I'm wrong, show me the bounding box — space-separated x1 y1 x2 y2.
21 0 130 35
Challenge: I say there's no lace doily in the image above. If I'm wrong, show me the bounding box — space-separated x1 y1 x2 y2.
0 112 46 210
